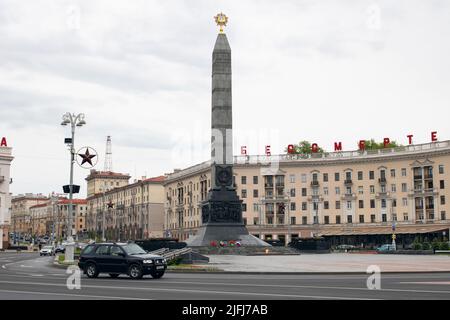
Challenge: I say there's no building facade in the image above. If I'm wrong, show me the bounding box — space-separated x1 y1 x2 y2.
29 198 87 239
86 170 131 198
86 176 165 241
164 141 450 246
11 194 48 240
0 144 13 249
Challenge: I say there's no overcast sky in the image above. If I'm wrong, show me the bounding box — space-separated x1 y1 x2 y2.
1 0 450 197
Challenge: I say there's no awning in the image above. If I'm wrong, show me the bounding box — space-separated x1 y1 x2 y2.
318 224 450 236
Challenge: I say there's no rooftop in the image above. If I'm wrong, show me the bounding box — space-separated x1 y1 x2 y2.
85 170 131 181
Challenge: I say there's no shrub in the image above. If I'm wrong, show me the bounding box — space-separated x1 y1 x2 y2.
412 242 422 250
421 242 431 250
432 238 441 250
439 242 449 250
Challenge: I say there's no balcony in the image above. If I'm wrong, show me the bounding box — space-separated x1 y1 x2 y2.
344 179 353 186
310 181 320 187
378 177 387 184
341 193 357 200
414 175 423 180
275 183 285 188
264 183 274 188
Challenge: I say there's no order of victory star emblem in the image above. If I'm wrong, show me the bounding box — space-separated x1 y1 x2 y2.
76 147 98 168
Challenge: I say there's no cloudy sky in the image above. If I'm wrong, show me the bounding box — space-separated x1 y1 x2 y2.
1 0 450 197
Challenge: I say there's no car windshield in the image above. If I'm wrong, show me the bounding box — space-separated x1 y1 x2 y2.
121 243 146 255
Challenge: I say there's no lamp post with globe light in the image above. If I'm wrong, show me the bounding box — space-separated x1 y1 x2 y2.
61 112 86 262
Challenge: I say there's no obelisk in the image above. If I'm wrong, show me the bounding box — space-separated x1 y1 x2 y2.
186 13 268 247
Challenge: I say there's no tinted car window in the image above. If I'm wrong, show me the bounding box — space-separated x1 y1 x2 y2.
81 245 95 255
110 246 124 256
122 243 147 255
95 245 110 255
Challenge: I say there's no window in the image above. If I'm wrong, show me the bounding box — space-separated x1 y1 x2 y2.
359 215 364 223
335 187 340 195
402 168 407 177
267 217 273 224
323 173 329 182
347 201 352 209
324 201 329 210
290 202 296 211
241 189 247 198
253 217 259 225
336 201 341 210
370 185 375 194
403 198 408 206
381 199 387 208
392 199 397 207
313 216 319 224
391 184 396 192
358 186 363 194
242 204 247 212
440 180 445 189
312 173 318 182
301 174 307 183
241 176 247 184
441 211 446 221
347 215 353 223
253 190 259 198
95 245 109 256
403 213 408 221
402 183 408 192
382 214 387 222
110 246 124 257
370 199 376 209
439 165 444 174
391 169 396 178
302 202 307 211
336 216 341 224
289 174 295 183
392 214 397 221
302 188 307 197
441 196 446 205
253 176 258 184
302 217 308 225
324 216 329 224
253 203 259 212
358 171 363 180
324 187 329 195
291 217 296 225
290 188 295 197
335 173 340 182
346 186 352 195
359 200 364 209
371 214 376 223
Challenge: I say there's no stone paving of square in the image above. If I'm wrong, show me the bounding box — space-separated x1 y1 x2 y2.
206 253 450 273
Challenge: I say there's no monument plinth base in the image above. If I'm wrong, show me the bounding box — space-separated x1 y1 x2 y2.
185 223 270 247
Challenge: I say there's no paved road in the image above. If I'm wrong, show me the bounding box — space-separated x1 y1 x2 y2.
0 252 449 300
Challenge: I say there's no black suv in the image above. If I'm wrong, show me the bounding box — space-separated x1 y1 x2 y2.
78 242 167 279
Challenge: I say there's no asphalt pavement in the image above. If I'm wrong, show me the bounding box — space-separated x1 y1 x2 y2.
0 252 449 300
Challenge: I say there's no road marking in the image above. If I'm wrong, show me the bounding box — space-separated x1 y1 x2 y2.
0 280 377 300
1 265 5 269
0 289 148 300
400 282 450 285
20 265 32 268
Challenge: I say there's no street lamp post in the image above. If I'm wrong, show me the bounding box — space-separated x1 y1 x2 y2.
61 112 86 262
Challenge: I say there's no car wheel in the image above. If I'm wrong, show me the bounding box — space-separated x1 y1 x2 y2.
151 271 164 279
128 264 143 280
86 263 99 278
109 273 120 278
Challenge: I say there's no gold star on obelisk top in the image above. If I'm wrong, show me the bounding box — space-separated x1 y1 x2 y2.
214 12 228 33
78 148 96 166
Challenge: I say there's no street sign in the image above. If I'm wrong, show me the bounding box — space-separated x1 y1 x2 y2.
63 185 80 194
64 138 73 144
392 234 396 240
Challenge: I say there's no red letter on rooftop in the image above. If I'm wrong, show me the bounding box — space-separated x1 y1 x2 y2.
334 142 343 152
431 131 438 142
384 138 390 148
0 137 7 147
265 145 271 156
407 134 413 145
287 144 294 154
359 140 366 151
311 143 319 153
241 146 247 155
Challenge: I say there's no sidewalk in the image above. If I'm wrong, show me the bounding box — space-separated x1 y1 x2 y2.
206 253 450 273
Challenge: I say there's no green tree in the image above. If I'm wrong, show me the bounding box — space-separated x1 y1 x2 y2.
359 139 402 150
286 141 325 154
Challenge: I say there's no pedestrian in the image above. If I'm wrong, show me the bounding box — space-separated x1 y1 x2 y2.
38 243 42 250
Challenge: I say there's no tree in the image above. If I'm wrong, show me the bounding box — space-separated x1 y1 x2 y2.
360 139 402 150
285 141 325 154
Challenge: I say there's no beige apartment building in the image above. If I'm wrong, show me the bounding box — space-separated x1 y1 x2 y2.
29 198 87 239
11 194 48 237
86 175 165 241
164 141 450 247
86 170 131 197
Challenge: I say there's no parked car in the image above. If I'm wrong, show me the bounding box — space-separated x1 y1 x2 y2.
40 245 55 256
376 244 396 252
54 245 66 254
78 242 167 280
336 244 356 250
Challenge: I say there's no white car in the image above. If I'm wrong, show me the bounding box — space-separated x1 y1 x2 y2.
40 246 55 256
